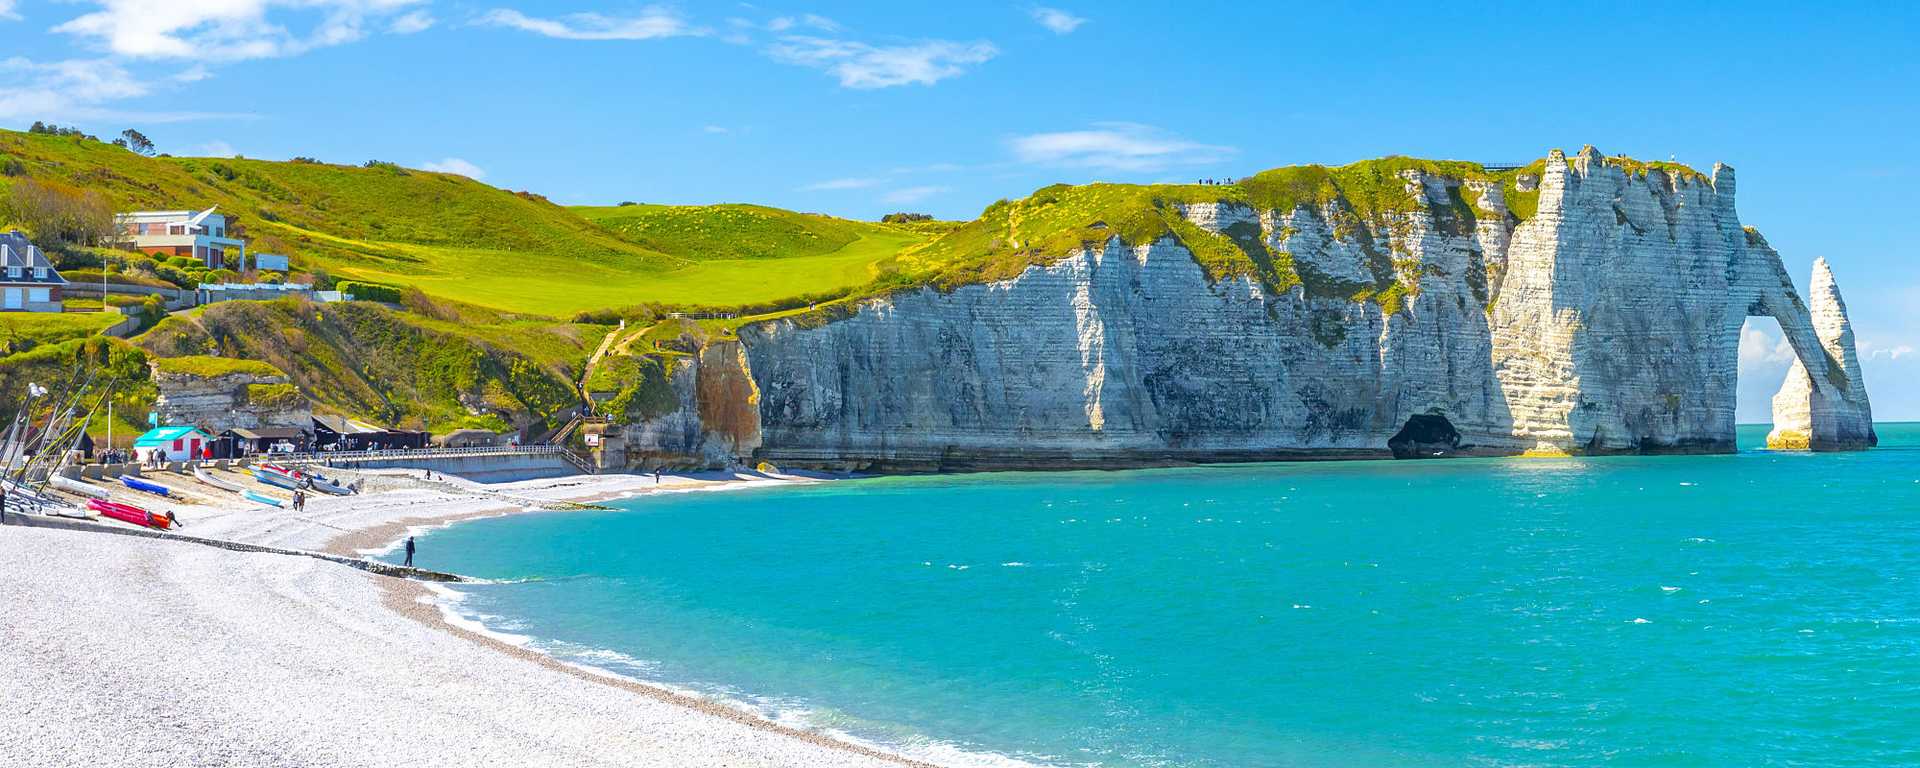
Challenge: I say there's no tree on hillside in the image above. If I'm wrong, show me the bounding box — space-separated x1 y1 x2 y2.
881 212 933 223
27 121 97 140
1 178 115 246
114 129 156 156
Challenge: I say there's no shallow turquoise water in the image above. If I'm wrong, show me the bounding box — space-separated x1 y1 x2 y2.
412 424 1920 767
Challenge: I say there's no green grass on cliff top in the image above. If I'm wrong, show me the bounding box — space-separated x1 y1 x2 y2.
881 157 1507 298
574 203 922 261
0 311 122 351
884 152 1710 292
0 130 936 316
0 129 1706 322
150 354 284 379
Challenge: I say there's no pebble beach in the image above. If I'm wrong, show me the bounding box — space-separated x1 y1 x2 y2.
0 468 923 768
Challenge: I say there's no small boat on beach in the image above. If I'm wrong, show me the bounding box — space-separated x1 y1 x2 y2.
87 498 171 530
193 466 244 492
118 475 172 497
253 467 301 490
49 474 109 499
243 490 285 508
253 462 353 495
307 475 353 495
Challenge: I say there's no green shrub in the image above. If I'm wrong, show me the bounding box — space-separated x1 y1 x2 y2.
596 353 679 422
337 280 402 303
245 382 304 408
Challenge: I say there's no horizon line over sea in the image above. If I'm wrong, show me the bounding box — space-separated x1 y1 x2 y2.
401 422 1920 767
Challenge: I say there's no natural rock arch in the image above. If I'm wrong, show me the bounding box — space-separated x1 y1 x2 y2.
1763 259 1876 450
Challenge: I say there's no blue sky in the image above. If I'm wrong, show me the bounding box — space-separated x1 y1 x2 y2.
0 1 1914 419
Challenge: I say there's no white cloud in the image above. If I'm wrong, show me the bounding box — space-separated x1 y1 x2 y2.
197 141 238 157
172 64 213 82
1029 7 1086 35
421 157 485 179
771 14 837 33
702 124 730 134
0 57 139 119
388 10 434 34
56 0 429 62
801 177 881 191
479 7 701 41
1009 123 1235 172
882 186 943 204
1859 340 1915 362
768 36 997 89
1738 323 1797 368
0 56 254 123
0 2 19 22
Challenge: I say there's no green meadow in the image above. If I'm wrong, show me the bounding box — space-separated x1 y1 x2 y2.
0 129 936 316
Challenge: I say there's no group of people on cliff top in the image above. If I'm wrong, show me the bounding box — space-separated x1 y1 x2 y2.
1196 178 1236 185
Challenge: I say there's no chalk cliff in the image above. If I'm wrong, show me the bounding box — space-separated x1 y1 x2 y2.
1767 259 1876 450
612 147 1875 470
152 366 312 433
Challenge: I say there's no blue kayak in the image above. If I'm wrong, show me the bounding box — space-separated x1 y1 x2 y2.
243 490 285 508
118 475 171 497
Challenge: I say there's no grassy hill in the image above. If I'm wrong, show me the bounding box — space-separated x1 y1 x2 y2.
565 203 930 310
135 298 604 432
0 129 934 315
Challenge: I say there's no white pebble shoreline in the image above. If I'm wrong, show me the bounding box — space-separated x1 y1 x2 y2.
0 469 951 768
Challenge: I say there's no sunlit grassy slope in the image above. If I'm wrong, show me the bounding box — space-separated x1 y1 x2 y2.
0 130 932 316
0 311 122 351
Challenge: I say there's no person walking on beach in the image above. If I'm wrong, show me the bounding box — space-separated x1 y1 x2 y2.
403 536 416 567
293 489 305 512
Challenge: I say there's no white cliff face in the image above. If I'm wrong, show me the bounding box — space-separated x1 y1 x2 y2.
621 149 1875 470
1768 259 1876 449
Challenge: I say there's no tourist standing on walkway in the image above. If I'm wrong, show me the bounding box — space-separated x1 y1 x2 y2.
403 536 416 567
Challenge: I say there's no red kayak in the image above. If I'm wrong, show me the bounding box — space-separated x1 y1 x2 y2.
87 498 172 530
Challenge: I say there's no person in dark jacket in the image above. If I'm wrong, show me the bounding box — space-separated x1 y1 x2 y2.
403 536 416 567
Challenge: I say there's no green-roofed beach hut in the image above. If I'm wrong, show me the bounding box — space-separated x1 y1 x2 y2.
133 425 212 463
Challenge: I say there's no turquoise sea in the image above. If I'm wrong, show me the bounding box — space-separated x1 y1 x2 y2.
409 424 1920 767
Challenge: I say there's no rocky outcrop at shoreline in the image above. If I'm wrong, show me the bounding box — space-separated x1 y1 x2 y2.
151 362 312 432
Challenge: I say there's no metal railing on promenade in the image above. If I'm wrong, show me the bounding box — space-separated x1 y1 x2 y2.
279 444 597 474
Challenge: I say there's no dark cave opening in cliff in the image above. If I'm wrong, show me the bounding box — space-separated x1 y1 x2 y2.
1388 414 1461 459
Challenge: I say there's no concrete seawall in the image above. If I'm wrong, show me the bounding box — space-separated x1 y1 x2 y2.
312 452 580 483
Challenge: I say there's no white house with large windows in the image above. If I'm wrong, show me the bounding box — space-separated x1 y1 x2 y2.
0 230 66 312
116 206 246 270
